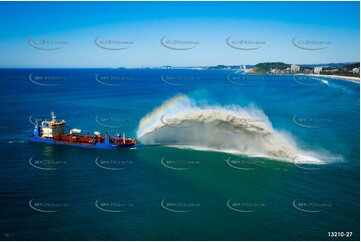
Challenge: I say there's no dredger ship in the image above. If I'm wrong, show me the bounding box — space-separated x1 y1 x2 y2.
29 112 137 149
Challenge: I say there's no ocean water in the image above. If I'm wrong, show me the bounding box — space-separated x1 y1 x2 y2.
0 68 359 240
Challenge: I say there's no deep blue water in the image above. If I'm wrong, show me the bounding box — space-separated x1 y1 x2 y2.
0 68 359 240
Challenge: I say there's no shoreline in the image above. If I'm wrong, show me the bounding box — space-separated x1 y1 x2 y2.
307 74 360 83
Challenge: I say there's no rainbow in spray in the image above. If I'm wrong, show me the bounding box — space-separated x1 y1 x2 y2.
137 94 192 138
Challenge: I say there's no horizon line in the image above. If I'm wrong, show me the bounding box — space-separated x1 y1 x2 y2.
0 61 359 69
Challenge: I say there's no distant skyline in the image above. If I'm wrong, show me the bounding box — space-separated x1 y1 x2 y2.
0 1 359 68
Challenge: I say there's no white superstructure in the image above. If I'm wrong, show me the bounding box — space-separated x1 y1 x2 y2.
40 112 65 138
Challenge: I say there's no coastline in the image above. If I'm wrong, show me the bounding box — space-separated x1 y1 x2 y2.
306 74 360 83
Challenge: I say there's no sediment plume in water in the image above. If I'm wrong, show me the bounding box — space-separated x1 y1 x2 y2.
137 94 326 164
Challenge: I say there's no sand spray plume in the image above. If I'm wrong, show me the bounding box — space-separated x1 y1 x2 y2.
136 94 327 164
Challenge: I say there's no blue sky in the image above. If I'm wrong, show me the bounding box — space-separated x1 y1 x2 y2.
0 1 359 68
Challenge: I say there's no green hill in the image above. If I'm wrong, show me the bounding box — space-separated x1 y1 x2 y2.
253 62 291 73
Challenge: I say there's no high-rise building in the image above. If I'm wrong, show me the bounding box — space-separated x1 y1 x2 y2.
291 64 301 73
314 66 323 74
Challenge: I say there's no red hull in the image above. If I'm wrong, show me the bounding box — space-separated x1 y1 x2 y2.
53 134 137 146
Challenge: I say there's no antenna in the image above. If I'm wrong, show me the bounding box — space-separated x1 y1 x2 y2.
51 111 56 122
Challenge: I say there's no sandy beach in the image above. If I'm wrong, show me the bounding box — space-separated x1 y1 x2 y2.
308 74 360 83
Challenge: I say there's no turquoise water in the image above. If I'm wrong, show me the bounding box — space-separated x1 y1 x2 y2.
0 69 359 240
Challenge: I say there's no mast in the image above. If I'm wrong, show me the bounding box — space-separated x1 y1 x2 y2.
51 111 56 122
